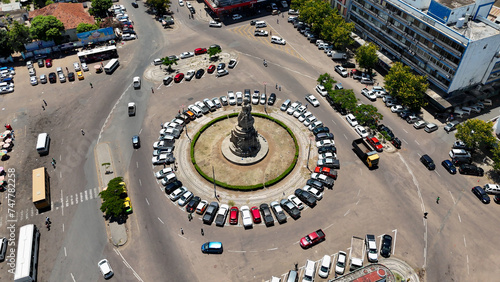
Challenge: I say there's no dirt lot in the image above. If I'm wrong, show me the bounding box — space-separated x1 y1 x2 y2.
194 116 295 186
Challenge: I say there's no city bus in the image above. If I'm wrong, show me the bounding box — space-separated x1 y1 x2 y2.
77 45 118 63
104 58 120 74
32 167 50 209
14 224 40 282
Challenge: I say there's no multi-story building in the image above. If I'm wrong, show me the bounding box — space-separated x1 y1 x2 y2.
345 0 500 109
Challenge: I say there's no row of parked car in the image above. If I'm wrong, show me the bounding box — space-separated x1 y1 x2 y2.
0 66 15 94
29 60 89 85
111 4 137 41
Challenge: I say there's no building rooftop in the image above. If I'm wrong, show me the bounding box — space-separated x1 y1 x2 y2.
434 0 475 9
28 3 94 30
453 19 500 40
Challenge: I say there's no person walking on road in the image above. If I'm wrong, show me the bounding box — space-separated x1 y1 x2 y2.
52 158 56 164
436 196 440 204
81 129 85 135
43 99 47 106
201 228 204 236
424 212 428 219
90 82 93 88
180 228 184 235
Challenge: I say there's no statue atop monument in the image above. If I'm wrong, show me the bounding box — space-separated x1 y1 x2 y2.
229 97 261 157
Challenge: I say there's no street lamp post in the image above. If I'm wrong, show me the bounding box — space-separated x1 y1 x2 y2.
306 137 313 172
213 165 218 200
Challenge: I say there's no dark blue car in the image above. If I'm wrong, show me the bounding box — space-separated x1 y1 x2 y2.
441 160 456 174
201 242 223 254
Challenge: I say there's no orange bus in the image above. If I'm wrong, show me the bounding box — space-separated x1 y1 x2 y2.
32 167 50 209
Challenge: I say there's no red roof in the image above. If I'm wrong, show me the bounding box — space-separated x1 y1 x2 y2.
29 3 94 30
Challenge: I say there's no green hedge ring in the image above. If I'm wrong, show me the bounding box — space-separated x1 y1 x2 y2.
190 113 299 191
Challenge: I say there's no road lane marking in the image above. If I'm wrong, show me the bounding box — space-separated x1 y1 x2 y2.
267 248 278 251
139 179 142 186
402 138 408 144
403 129 408 133
344 209 350 216
146 198 150 205
434 170 440 177
458 213 461 223
331 119 336 125
415 140 420 145
463 235 467 248
157 217 164 224
228 250 247 253
344 134 347 139
392 229 397 255
449 190 456 204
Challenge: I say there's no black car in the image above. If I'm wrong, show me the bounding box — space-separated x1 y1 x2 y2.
49 72 57 83
451 156 472 165
315 132 334 142
267 93 276 105
318 145 336 154
280 199 301 220
195 68 204 79
131 1 139 7
217 63 225 70
378 124 395 139
399 111 412 120
250 20 257 25
380 234 393 257
306 180 324 191
188 6 195 14
68 72 75 81
391 137 401 149
259 203 274 227
441 160 457 174
270 201 287 224
37 59 44 67
132 135 140 148
471 186 490 204
295 189 317 207
341 62 356 68
186 196 201 213
203 202 219 224
420 154 435 170
165 180 182 194
459 164 484 176
313 126 330 135
494 194 500 204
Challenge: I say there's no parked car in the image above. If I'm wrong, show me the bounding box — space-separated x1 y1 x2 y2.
240 205 253 228
361 88 376 101
287 195 304 210
268 93 276 105
294 189 317 207
367 136 383 152
380 235 393 257
315 84 328 96
201 242 223 254
98 259 114 279
228 59 237 69
280 199 300 219
195 68 205 79
425 123 438 133
209 20 222 27
355 125 369 138
270 201 287 224
441 160 457 174
174 73 184 83
346 114 358 126
229 206 239 225
305 94 320 107
459 164 484 176
413 120 427 129
215 204 229 226
250 206 262 223
471 186 490 204
196 200 208 214
420 154 435 170
335 251 347 274
186 196 201 213
203 202 219 224
259 203 274 226
169 187 187 201
180 51 195 59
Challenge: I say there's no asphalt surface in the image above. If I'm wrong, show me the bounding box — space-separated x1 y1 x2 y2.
1 0 500 281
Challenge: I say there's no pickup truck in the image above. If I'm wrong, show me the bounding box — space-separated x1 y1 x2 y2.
349 236 364 271
300 229 325 248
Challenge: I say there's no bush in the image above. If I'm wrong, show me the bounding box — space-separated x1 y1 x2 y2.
191 113 299 191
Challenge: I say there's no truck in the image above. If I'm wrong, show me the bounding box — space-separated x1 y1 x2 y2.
349 236 364 271
352 138 379 168
128 102 136 116
365 234 378 262
300 229 325 249
331 51 347 60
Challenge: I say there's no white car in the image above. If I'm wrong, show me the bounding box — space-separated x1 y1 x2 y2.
196 200 208 214
122 33 136 41
303 116 317 127
355 125 369 138
81 63 89 71
391 105 404 112
179 0 184 6
155 168 174 179
293 105 307 118
73 62 81 71
133 76 141 89
286 101 301 115
185 70 195 81
316 85 328 96
271 36 286 45
216 69 229 77
251 92 259 105
254 29 269 36
288 195 304 210
413 120 427 129
58 72 66 82
346 114 358 127
371 86 386 97
318 255 332 278
316 139 335 148
335 251 346 275
0 86 14 94
319 152 337 160
153 58 162 65
232 14 242 20
260 93 266 104
180 52 194 59
178 191 193 206
212 97 222 108
169 187 187 201
209 20 222 27
308 120 323 131
216 204 229 226
240 205 253 228
98 259 114 279
298 111 312 122
30 76 38 86
186 1 192 8
29 68 36 76
39 74 47 84
227 91 236 105
361 88 376 101
305 94 320 107
304 186 323 200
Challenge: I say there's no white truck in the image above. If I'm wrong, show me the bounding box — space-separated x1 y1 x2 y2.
365 234 378 262
349 236 364 271
331 51 347 60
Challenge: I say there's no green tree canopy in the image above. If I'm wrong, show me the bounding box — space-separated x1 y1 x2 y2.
491 145 500 171
90 0 113 17
161 56 178 72
29 15 65 43
76 22 99 33
8 21 32 53
355 42 379 73
331 89 357 111
317 73 336 92
99 177 126 218
207 46 222 60
455 119 496 151
0 30 13 58
384 62 428 112
352 104 383 127
146 0 171 16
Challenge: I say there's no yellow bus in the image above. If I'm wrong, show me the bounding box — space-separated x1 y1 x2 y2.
32 167 50 209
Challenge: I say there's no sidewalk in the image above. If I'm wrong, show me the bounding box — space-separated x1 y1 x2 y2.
95 142 128 246
381 257 421 282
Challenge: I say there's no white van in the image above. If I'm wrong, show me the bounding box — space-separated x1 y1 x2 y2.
36 133 50 155
271 36 286 45
303 260 316 281
484 184 500 194
188 105 202 117
255 21 267 28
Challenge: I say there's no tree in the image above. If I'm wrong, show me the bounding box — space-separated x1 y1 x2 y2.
352 104 383 127
161 56 178 72
30 15 65 43
207 46 221 61
76 23 99 33
455 119 496 151
90 0 113 17
8 21 31 53
99 177 126 218
290 0 308 10
146 0 171 16
355 42 379 74
317 73 336 92
491 144 500 171
0 30 13 58
331 89 357 111
384 62 428 112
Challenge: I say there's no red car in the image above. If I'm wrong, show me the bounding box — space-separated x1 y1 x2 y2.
207 65 216 73
314 166 337 180
174 73 184 83
194 48 207 55
366 136 383 152
45 58 52 67
123 24 134 29
250 206 261 223
229 207 239 225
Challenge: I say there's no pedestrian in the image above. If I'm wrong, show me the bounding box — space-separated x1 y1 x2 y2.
151 87 154 94
65 67 68 72
181 228 184 235
294 262 298 271
270 31 272 36
279 85 281 91
46 217 50 224
43 99 47 106
377 82 379 86
51 161 55 168
283 192 285 196
52 158 56 164
101 62 104 67
277 19 279 24
188 213 193 221
436 196 440 204
81 129 85 135
201 228 204 236
46 222 50 230
276 83 278 89
42 105 45 111
90 82 93 88
424 212 428 219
